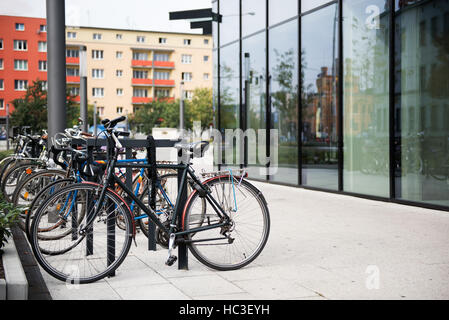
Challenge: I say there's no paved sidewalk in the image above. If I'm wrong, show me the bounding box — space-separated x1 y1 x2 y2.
40 181 449 300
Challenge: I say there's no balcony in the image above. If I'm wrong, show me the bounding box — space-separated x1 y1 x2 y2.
132 97 153 104
66 76 80 83
132 78 153 86
153 79 175 87
131 60 152 68
153 61 175 69
66 57 79 65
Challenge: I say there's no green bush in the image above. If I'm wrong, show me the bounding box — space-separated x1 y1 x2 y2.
0 150 13 163
0 193 20 252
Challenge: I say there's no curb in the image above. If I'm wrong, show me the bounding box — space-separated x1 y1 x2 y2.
2 235 28 300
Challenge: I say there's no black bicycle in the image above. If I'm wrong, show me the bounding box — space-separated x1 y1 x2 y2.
29 116 270 283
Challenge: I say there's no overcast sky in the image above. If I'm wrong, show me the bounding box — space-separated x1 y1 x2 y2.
0 0 211 33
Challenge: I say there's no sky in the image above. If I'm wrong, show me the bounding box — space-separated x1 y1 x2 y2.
0 0 212 33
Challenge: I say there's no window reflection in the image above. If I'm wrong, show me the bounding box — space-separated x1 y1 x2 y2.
343 0 390 197
302 4 339 189
396 0 449 206
301 0 335 13
242 32 267 179
221 0 239 45
269 0 298 26
270 19 299 184
242 0 266 37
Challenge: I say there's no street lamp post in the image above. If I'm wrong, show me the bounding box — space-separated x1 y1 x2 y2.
180 81 185 138
6 103 9 150
79 46 88 132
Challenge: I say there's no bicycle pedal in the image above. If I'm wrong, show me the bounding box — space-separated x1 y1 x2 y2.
165 255 177 266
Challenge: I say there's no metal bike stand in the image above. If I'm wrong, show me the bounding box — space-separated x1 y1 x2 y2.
177 155 189 270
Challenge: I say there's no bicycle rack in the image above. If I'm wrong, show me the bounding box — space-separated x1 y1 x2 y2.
71 136 189 274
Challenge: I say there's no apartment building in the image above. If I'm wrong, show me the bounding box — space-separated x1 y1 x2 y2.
0 15 213 120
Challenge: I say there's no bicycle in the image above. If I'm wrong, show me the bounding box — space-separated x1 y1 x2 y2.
29 116 270 283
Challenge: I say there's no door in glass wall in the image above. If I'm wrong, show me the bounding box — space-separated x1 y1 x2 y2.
270 19 299 185
301 3 339 189
220 43 240 168
395 0 449 207
343 0 390 197
242 32 267 179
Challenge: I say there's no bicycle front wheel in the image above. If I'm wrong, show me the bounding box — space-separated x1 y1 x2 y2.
30 183 134 284
183 176 270 271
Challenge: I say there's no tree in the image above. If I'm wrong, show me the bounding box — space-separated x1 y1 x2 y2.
10 80 78 133
186 88 213 133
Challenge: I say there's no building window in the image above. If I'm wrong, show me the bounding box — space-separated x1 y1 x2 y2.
116 88 123 96
66 49 79 57
14 59 28 71
116 70 123 77
66 68 80 76
41 81 47 90
0 79 3 90
0 59 3 69
159 37 167 44
92 87 104 97
38 60 47 71
183 39 191 45
0 99 3 110
14 80 28 91
116 51 123 59
39 24 47 32
15 23 25 31
156 89 170 97
116 107 123 114
181 54 192 64
203 73 209 80
93 33 102 40
182 72 192 81
133 88 148 97
203 55 209 62
38 41 47 52
98 106 104 116
204 39 209 45
116 33 122 40
69 86 79 96
154 71 169 80
13 40 27 51
67 31 77 39
154 53 169 61
137 36 145 43
0 39 3 49
133 70 148 79
92 69 104 79
132 52 148 60
92 50 104 59
183 90 193 99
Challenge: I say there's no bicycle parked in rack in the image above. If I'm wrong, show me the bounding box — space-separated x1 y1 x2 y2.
29 116 270 284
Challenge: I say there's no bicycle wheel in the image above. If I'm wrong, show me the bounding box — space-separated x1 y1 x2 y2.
25 178 76 242
29 183 134 284
183 176 270 271
12 169 68 231
1 162 42 202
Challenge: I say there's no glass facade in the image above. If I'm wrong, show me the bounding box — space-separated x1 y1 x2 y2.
215 0 449 210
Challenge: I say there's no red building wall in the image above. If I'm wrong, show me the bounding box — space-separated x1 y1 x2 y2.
0 15 47 117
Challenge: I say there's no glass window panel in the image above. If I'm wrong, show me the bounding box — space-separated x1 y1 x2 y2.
242 32 267 179
242 0 266 37
301 0 334 13
219 42 240 166
269 0 298 26
302 4 339 190
343 0 390 197
220 0 239 46
395 0 449 207
213 1 218 48
269 19 299 184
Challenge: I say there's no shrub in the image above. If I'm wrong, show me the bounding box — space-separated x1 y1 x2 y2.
0 193 20 253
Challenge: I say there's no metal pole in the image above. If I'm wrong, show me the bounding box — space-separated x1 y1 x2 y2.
93 101 97 136
6 103 9 150
46 0 67 143
179 81 184 137
79 46 88 132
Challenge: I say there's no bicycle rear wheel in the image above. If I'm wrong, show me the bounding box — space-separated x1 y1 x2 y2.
30 183 134 284
183 176 270 271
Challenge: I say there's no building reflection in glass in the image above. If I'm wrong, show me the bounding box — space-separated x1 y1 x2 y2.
301 3 339 189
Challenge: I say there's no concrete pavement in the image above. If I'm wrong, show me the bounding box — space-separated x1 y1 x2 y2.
40 181 449 300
